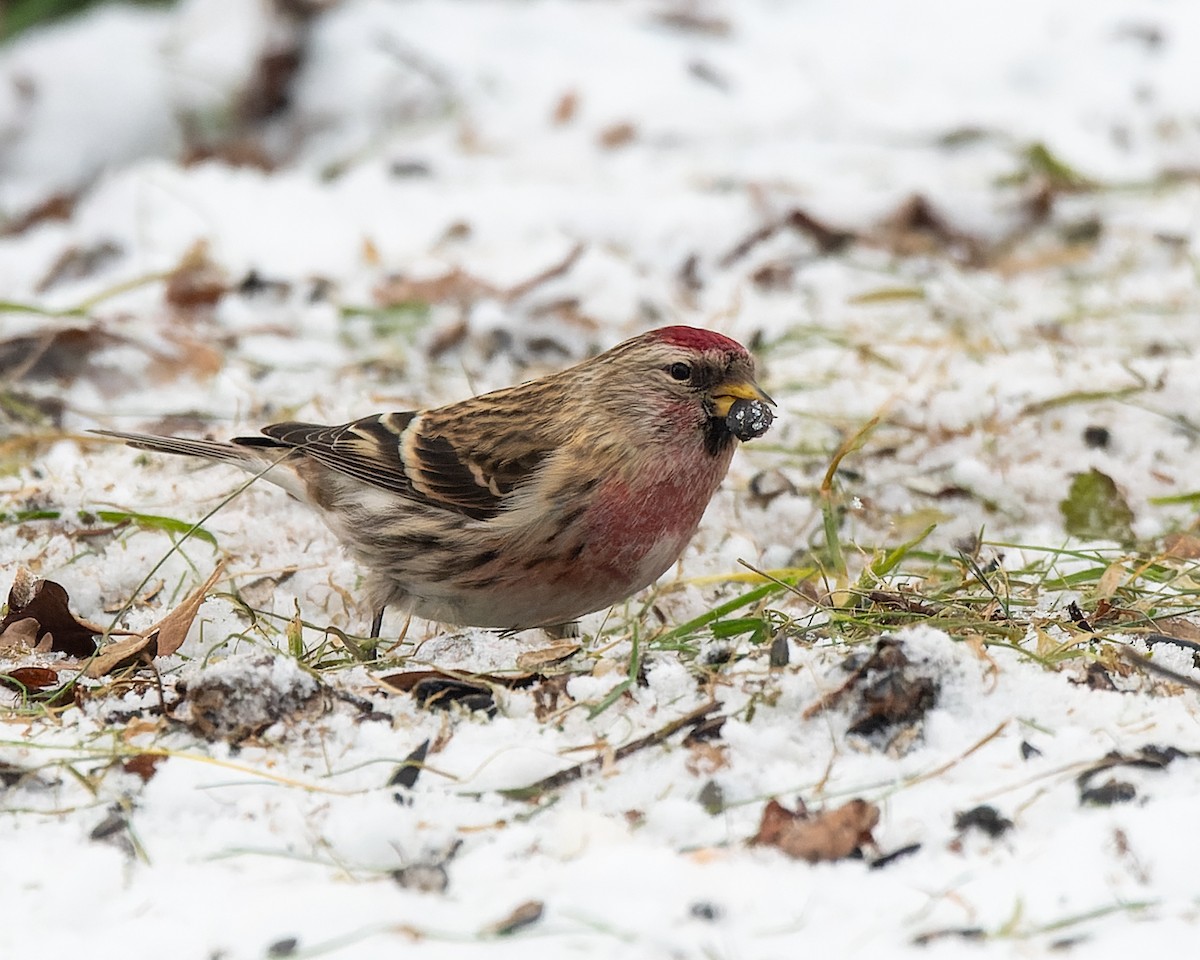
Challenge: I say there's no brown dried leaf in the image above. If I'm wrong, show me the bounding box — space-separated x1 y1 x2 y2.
485 900 544 936
1 191 77 237
685 741 729 776
0 617 40 650
515 642 581 669
752 798 880 862
551 90 579 126
0 666 59 690
146 335 225 384
122 753 165 783
0 575 100 658
149 563 225 657
373 266 496 308
1162 532 1200 560
870 193 984 264
165 240 228 309
598 121 637 149
84 634 152 678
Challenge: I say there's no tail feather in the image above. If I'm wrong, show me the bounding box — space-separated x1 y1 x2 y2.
90 428 314 500
90 429 268 464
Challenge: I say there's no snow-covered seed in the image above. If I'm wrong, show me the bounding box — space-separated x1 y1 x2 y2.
726 398 774 440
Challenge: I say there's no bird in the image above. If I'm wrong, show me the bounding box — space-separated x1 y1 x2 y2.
93 325 774 638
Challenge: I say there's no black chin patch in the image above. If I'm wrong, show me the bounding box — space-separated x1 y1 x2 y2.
704 417 736 457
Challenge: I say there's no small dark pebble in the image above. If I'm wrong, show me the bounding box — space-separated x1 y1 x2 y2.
1082 425 1110 449
954 805 1013 838
1020 740 1043 760
390 159 433 178
1080 778 1137 806
689 901 723 921
697 779 726 815
266 938 298 958
392 862 449 894
725 398 774 441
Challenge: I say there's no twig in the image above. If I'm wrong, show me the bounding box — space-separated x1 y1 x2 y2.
503 700 720 799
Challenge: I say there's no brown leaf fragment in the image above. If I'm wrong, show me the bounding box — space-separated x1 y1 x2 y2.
1162 532 1200 560
653 9 731 35
84 634 153 678
1 191 77 237
0 617 40 650
752 798 880 863
426 319 470 358
720 207 855 269
0 666 59 691
0 575 100 657
516 642 581 669
551 90 578 125
685 741 728 776
597 121 637 150
165 240 228 309
149 563 225 657
122 753 164 783
374 266 497 308
503 243 584 303
870 193 985 264
485 900 544 937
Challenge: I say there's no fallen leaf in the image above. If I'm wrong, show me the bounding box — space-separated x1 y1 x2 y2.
1 191 77 237
597 121 636 149
685 741 729 776
150 563 225 657
84 564 224 676
165 240 227 309
1162 532 1200 560
122 753 164 783
0 574 100 658
551 90 578 125
516 642 581 669
752 798 880 862
0 617 40 650
0 666 59 690
485 900 544 936
83 634 152 678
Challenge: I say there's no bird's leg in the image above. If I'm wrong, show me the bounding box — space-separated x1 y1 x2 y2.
370 605 386 639
381 612 413 656
544 621 580 640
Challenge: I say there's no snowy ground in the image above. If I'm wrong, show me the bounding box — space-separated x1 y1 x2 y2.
4 1 1200 957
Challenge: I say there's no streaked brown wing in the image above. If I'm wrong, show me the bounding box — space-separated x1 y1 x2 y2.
246 406 548 521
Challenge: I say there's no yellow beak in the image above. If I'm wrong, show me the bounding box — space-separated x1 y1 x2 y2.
711 380 775 418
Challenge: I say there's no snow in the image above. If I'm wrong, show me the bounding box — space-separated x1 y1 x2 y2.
4 0 1200 957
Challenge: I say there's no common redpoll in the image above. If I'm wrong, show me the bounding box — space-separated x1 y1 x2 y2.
95 325 774 637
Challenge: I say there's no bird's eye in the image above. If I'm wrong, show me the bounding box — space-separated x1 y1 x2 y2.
668 362 692 382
